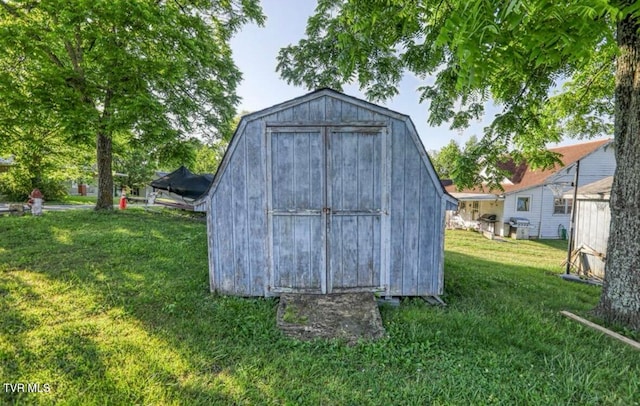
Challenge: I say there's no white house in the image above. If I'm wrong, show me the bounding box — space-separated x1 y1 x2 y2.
446 139 615 239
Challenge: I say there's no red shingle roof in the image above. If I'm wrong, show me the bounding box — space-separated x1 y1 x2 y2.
445 138 613 195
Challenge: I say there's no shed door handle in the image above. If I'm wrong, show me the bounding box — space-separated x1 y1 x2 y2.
322 207 331 214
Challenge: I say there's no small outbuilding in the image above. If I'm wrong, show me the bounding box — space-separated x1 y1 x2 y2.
564 176 612 279
195 89 457 297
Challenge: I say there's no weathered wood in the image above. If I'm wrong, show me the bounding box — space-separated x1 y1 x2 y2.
231 134 249 294
418 166 437 294
245 121 266 296
265 121 387 128
216 172 235 293
204 89 455 297
389 119 406 295
341 100 359 121
326 96 341 121
328 130 383 291
402 122 421 296
291 101 310 121
560 311 640 350
308 97 325 121
270 129 324 292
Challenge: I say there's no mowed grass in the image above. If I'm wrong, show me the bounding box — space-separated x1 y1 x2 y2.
1 211 639 405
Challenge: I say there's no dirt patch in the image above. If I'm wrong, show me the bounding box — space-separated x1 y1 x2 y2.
276 292 386 344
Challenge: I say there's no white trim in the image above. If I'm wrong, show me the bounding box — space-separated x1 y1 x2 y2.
515 194 532 212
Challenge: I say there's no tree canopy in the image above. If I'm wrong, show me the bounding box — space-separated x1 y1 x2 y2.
0 0 264 208
277 0 627 188
429 136 479 180
277 0 640 331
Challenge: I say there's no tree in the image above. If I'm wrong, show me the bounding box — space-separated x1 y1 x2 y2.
0 123 91 200
0 0 264 209
0 75 93 200
190 110 248 174
429 140 461 179
429 136 481 179
277 1 640 330
191 140 226 175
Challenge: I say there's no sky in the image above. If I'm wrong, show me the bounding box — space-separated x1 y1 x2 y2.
229 0 494 152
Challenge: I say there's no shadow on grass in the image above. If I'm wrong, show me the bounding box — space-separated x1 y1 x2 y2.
1 211 638 405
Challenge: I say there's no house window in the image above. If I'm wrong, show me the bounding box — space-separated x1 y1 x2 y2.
553 198 573 215
516 196 530 212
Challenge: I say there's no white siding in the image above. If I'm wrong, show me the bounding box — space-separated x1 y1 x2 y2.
503 143 615 239
501 187 544 237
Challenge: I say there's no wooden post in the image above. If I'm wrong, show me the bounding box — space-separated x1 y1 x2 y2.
565 160 580 275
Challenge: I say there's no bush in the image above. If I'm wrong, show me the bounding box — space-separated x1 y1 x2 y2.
0 168 67 202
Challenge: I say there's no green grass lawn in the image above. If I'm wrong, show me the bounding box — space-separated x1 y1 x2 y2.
1 210 639 405
46 195 120 205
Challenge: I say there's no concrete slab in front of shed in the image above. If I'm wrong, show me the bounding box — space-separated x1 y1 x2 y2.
276 292 386 344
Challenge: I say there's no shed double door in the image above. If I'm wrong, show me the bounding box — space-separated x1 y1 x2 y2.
268 126 388 294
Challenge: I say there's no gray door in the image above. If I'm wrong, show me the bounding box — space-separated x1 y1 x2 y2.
328 128 383 292
269 128 325 293
268 126 386 294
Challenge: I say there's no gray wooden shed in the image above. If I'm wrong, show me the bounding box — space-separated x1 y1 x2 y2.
195 89 457 297
565 176 612 279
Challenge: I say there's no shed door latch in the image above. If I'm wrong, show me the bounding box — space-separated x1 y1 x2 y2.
322 207 331 214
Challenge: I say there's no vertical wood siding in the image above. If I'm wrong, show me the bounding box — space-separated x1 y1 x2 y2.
207 91 449 297
574 199 610 278
270 129 324 292
388 118 443 295
329 129 383 291
209 121 267 295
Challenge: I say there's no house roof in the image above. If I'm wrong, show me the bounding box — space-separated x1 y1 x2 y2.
446 138 613 196
563 176 613 200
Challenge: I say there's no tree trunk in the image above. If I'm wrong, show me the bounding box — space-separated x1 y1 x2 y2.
595 9 640 330
95 131 114 210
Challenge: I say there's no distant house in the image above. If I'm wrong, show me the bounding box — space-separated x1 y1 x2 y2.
446 139 615 239
0 156 14 173
563 176 612 278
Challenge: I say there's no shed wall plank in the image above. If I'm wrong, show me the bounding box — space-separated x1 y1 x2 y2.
294 134 312 209
401 124 422 296
309 98 326 121
245 121 266 295
292 101 310 121
231 134 250 294
276 107 293 122
326 96 342 121
389 119 406 294
216 170 235 293
357 107 374 121
418 166 437 294
210 194 219 292
341 100 359 121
